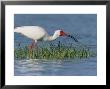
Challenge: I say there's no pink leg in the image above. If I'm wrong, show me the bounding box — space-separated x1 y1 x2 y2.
28 40 36 58
28 40 36 49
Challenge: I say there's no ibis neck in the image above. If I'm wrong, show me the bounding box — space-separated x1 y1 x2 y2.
47 34 59 41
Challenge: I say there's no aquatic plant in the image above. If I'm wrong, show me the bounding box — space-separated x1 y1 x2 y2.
14 41 96 60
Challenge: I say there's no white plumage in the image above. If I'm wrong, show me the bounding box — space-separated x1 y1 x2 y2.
14 26 49 42
14 26 67 48
14 26 78 49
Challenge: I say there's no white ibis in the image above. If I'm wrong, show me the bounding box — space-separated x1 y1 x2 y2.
14 26 78 49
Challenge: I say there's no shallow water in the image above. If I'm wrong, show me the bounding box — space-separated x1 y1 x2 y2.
14 58 96 76
14 14 97 76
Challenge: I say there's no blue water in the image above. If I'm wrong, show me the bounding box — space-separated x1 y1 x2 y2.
14 14 97 76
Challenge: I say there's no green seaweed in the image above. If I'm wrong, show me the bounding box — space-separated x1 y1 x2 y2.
14 41 96 60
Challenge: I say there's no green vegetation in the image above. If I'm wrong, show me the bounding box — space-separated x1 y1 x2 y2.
14 41 96 59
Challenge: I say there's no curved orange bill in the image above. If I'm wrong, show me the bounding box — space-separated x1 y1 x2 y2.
66 34 78 42
60 31 78 42
64 33 78 42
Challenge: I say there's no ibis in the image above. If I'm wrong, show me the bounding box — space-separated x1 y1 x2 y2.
14 26 78 49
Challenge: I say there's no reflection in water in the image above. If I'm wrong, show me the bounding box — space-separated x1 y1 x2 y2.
14 58 97 76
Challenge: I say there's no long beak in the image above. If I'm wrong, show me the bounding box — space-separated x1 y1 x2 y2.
65 33 78 42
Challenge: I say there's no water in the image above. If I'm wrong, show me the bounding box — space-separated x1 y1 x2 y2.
14 58 96 76
14 14 97 76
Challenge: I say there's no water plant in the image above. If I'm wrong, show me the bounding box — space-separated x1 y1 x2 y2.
14 41 96 60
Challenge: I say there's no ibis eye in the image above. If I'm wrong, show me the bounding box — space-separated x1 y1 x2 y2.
60 31 65 36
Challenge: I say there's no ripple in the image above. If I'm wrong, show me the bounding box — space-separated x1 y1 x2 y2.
14 57 97 76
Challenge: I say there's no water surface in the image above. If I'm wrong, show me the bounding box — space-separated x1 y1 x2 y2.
14 58 96 76
14 14 97 76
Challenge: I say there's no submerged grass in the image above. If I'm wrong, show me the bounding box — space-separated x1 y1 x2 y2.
14 41 96 60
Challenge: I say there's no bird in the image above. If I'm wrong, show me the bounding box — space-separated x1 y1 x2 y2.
14 26 78 49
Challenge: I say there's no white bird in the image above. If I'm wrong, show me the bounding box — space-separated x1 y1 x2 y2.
14 26 78 49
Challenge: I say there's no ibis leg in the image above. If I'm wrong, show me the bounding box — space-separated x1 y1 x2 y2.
28 40 36 58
